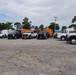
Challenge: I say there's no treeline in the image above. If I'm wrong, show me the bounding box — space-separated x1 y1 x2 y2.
0 22 13 30
0 16 76 32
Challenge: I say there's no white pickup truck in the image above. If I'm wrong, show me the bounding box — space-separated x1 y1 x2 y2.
57 28 74 41
22 31 37 39
57 33 67 41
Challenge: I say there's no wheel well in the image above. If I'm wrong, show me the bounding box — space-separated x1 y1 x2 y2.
61 36 65 38
69 36 76 40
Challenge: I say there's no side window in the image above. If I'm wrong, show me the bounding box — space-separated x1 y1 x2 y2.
69 31 73 33
69 31 76 33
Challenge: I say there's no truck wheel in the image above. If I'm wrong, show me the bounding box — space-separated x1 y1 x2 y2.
45 36 47 39
14 36 17 39
2 35 4 38
22 37 24 39
4 34 6 38
70 38 76 44
61 36 65 41
37 37 39 39
22 36 26 39
8 37 11 39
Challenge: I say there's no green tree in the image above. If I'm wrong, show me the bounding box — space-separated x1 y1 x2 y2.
22 17 31 29
68 24 76 30
72 16 76 23
71 16 76 30
61 26 67 32
48 22 60 32
39 24 44 30
14 22 22 30
5 22 13 29
0 22 13 30
35 26 39 30
0 23 4 30
0 23 3 30
56 24 60 30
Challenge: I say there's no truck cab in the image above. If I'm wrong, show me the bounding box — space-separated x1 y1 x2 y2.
57 28 74 41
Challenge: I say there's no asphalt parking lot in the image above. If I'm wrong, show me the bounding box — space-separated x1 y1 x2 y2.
0 38 76 75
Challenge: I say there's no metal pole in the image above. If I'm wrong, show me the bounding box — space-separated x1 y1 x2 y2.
54 17 57 33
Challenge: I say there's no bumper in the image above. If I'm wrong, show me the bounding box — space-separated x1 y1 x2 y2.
8 35 16 39
37 36 46 39
22 35 30 39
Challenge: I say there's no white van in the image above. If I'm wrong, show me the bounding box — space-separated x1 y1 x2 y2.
0 29 13 38
1 30 8 37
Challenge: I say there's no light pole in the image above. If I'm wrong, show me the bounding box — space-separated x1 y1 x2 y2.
54 17 58 33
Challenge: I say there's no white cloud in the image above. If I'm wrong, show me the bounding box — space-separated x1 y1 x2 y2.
0 0 76 28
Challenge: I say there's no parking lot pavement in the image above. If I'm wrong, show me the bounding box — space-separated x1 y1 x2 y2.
0 38 76 75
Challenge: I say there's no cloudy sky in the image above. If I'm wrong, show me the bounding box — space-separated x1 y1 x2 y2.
0 0 76 28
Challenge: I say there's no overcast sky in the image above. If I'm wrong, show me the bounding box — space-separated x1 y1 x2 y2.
0 0 76 28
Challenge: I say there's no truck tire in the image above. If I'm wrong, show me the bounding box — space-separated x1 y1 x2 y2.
70 38 76 44
22 37 24 39
61 36 65 41
14 36 17 39
2 35 4 38
8 37 11 39
45 36 47 39
37 37 39 39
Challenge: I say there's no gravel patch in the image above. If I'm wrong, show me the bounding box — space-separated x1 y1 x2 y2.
0 38 76 75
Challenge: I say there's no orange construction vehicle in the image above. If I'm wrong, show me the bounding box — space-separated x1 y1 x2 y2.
43 28 53 37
